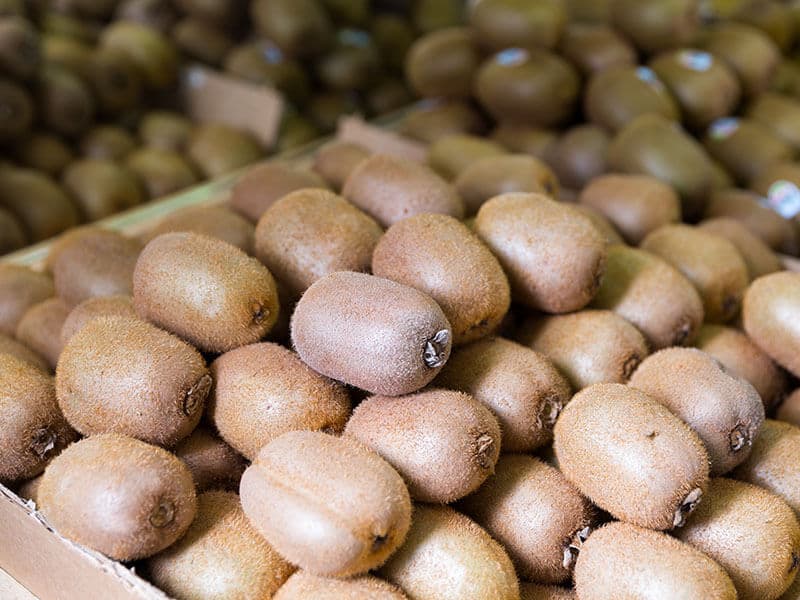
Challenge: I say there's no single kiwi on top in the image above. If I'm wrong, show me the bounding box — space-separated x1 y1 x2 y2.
172 425 247 493
142 205 255 255
0 265 54 336
312 141 370 191
426 134 507 181
274 572 407 600
15 297 70 370
60 294 137 345
699 217 782 280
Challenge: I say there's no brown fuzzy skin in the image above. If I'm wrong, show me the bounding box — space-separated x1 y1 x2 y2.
239 431 411 578
0 265 53 337
15 297 70 370
255 189 383 299
56 316 209 447
51 228 142 308
610 0 698 54
519 309 649 390
133 232 279 354
405 28 479 98
777 389 800 428
313 141 371 191
16 474 42 504
544 124 609 191
342 154 464 228
187 123 262 179
380 504 519 600
209 342 350 460
641 224 749 324
38 434 197 562
142 206 255 254
291 272 452 396
0 332 48 371
0 354 76 482
144 491 293 599
400 100 487 145
455 154 559 216
676 478 800 600
629 347 765 475
743 272 800 378
138 110 192 152
434 337 571 453
125 147 198 199
579 174 681 245
373 214 510 346
61 159 144 221
699 217 782 280
172 426 247 493
275 572 407 600
575 521 737 600
554 383 710 530
520 583 574 600
474 193 607 314
230 162 327 223
459 455 594 584
695 324 788 411
558 23 635 75
60 295 137 344
426 134 507 181
344 389 501 503
570 204 624 245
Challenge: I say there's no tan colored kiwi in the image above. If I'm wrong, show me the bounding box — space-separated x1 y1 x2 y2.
520 583 575 600
518 309 649 390
380 504 519 600
230 162 327 223
490 124 557 160
142 205 255 254
14 132 73 176
172 17 233 67
474 192 607 314
15 298 70 370
342 154 464 227
88 46 143 115
275 572 407 600
544 124 609 191
187 123 262 179
557 23 635 75
60 294 137 344
372 214 510 345
747 91 800 150
0 265 54 336
0 353 76 481
641 224 749 323
80 125 137 160
291 271 452 396
699 217 782 280
138 110 193 152
239 430 411 577
144 490 294 599
0 16 40 80
344 388 500 503
695 324 788 411
400 100 486 145
254 189 383 299
570 204 625 245
36 65 94 138
426 134 507 181
469 0 566 51
312 141 370 191
574 521 736 600
133 232 279 353
777 389 800 427
434 336 571 452
38 433 197 561
743 272 800 378
554 383 710 530
459 454 594 584
610 0 699 54
56 316 210 446
172 426 247 493
61 159 144 221
0 332 48 371
209 342 350 461
676 478 800 600
404 27 479 98
100 22 179 90
250 0 332 59
579 174 681 244
124 147 198 199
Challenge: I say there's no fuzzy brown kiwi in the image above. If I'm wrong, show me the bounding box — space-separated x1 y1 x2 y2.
100 22 179 90
554 383 710 530
400 100 486 145
172 427 247 493
0 16 40 80
0 265 54 336
699 217 782 280
56 316 210 446
426 134 507 181
250 0 332 58
558 23 635 75
15 297 70 370
38 433 197 561
747 92 800 151
87 46 143 115
143 205 255 254
240 430 411 577
469 0 566 52
312 141 370 191
186 123 262 179
610 0 699 54
62 159 144 221
138 110 192 152
80 126 136 160
36 65 94 138
570 204 625 245
520 583 575 600
275 572 407 600
490 125 559 160
60 294 137 344
124 147 198 199
16 474 42 503
544 124 609 190
0 332 48 371
172 17 233 67
404 27 479 98
0 77 32 142
14 132 74 176
777 389 800 427
0 207 25 253
115 0 178 32
0 353 76 481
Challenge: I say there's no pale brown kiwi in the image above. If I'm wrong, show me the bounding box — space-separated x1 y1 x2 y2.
460 454 594 584
138 110 193 152
88 46 143 115
0 78 33 139
474 192 607 314
143 205 255 254
0 265 54 336
254 189 383 299
699 217 783 280
250 0 332 58
427 134 507 181
0 16 40 80
520 583 575 600
558 23 635 75
372 214 510 345
641 224 749 323
554 383 710 530
172 426 247 493
469 0 566 51
518 309 649 390
400 99 486 145
239 430 411 577
380 505 520 600
676 478 800 600
404 27 479 98
574 521 737 599
56 316 210 446
100 22 179 90
275 572 407 600
38 433 197 561
312 141 370 191
209 342 350 460
80 126 136 161
60 294 137 344
579 173 681 244
342 154 464 227
777 389 800 427
751 162 800 199
172 17 233 67
345 388 501 503
187 123 262 179
748 92 800 150
62 159 144 221
14 132 74 176
291 272 452 396
0 332 48 371
115 0 178 32
15 297 70 370
222 42 310 107
133 232 279 354
570 204 625 245
544 124 610 190
125 147 198 199
36 65 94 138
0 206 26 253
434 336 571 453
0 353 76 481
610 0 699 54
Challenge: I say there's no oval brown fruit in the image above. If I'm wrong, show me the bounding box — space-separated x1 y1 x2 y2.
0 332 48 371
275 572 407 600
15 297 70 370
172 426 247 493
0 265 54 336
60 294 137 344
143 205 255 254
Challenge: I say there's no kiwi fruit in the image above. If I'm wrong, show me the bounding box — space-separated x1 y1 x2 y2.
491 125 558 160
558 23 635 75
42 33 93 80
751 162 800 199
342 154 464 227
611 0 699 54
40 12 102 44
254 189 383 299
0 206 25 252
544 124 610 190
56 316 210 446
371 14 414 71
87 46 143 115
250 0 332 58
133 232 279 353
736 0 795 53
14 132 74 176
240 430 411 577
15 297 70 370
209 341 350 460
518 309 649 390
275 572 407 600
0 16 40 80
554 383 710 530
520 583 575 600
291 271 452 396
0 332 48 371
468 0 565 51
569 204 625 245
0 353 76 481
143 205 255 254
312 141 370 191
0 265 54 336
16 474 42 503
380 505 519 600
474 192 607 314
364 79 412 119
62 159 144 221
80 126 136 161
125 147 198 199
172 0 244 26
187 123 262 179
345 388 500 503
427 134 507 181
38 433 197 561
276 113 319 152
306 91 361 134
36 65 94 138
748 92 800 150
474 48 580 128
60 294 137 344
100 22 179 90
574 521 737 599
316 29 380 92
404 27 479 99
400 100 486 145
699 217 782 280
172 426 247 493
676 478 800 600
777 389 800 427
115 0 178 32
0 78 31 142
223 42 310 108
172 17 233 67
138 110 193 152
